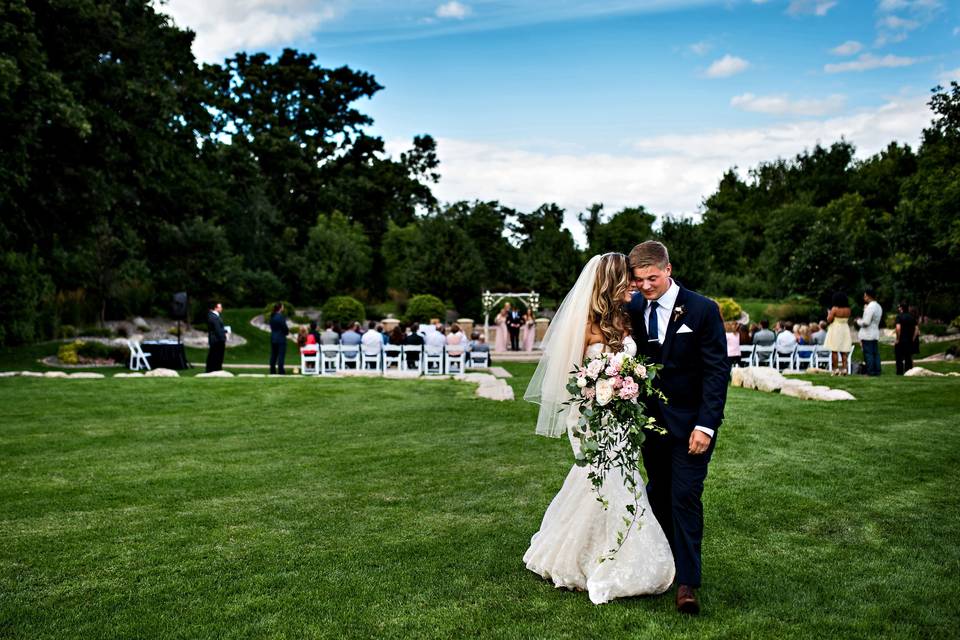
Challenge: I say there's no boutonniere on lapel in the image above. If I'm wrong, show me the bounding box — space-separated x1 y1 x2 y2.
672 305 687 323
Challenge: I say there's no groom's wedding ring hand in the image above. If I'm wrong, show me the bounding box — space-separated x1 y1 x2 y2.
688 431 711 455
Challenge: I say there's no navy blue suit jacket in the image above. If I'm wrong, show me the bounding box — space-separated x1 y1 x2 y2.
269 313 289 345
627 283 729 439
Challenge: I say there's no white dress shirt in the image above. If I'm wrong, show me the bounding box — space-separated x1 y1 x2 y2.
643 279 715 440
857 300 882 341
775 330 798 352
361 329 382 354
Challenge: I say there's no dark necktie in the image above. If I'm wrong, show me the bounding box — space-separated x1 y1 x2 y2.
647 301 660 344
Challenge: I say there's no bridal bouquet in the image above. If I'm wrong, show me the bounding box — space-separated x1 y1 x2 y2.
566 351 666 562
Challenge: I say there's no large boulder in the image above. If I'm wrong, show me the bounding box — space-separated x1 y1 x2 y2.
68 372 104 379
904 367 945 377
0 371 17 378
751 367 787 392
145 368 179 377
20 371 44 377
44 371 68 378
114 372 144 378
196 370 234 378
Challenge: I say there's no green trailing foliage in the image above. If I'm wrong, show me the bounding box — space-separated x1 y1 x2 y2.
322 296 365 327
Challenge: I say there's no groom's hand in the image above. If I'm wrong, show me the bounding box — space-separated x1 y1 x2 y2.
688 430 711 455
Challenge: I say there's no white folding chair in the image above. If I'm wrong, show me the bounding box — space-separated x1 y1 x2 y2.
773 345 797 371
340 345 360 370
300 348 320 375
320 345 340 374
383 345 403 371
127 339 152 371
444 348 466 375
813 346 832 370
468 350 490 368
401 344 423 373
794 345 815 370
738 344 754 368
752 344 775 367
424 345 444 375
847 344 857 374
360 342 382 371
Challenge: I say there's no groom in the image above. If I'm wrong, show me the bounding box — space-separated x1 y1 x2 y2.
627 241 729 614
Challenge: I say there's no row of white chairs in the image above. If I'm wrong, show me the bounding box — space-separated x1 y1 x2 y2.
299 344 489 376
738 343 857 374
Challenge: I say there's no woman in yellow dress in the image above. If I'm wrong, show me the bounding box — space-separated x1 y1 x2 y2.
824 291 853 374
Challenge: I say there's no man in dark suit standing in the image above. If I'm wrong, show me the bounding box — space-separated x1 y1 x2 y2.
627 241 729 615
269 302 289 375
206 301 227 372
505 302 522 351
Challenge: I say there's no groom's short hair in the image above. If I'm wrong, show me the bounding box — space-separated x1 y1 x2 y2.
629 241 670 270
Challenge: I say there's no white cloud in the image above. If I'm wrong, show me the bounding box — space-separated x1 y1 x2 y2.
688 40 712 56
402 97 930 240
824 53 920 73
731 93 846 116
830 40 863 56
938 67 960 85
159 0 338 62
705 55 750 78
879 15 920 30
435 1 471 19
787 0 837 16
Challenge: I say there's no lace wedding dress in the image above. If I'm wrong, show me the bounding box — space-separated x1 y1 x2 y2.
523 336 676 604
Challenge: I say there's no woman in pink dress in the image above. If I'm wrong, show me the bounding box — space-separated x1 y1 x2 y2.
521 308 536 351
494 307 509 352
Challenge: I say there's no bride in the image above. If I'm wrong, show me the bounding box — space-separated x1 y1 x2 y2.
522 252 675 604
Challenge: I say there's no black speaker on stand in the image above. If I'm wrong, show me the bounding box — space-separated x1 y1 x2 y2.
171 292 188 346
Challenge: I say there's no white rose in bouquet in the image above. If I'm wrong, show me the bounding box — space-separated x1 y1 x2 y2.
576 375 588 388
595 378 614 406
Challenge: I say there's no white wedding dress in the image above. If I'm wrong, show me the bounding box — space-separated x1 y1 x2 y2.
523 336 676 604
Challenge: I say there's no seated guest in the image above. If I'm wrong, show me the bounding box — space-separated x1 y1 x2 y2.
425 323 447 352
297 326 309 348
446 322 466 356
752 319 775 346
361 320 383 354
738 322 751 349
340 322 363 361
377 324 389 345
308 320 320 343
320 321 339 345
389 325 405 345
725 321 740 368
775 321 797 352
812 320 827 345
469 332 491 365
403 322 425 369
301 333 318 354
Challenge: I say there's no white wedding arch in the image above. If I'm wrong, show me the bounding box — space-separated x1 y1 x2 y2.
481 290 540 338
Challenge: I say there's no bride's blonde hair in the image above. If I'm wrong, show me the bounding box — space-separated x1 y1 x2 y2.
590 253 632 353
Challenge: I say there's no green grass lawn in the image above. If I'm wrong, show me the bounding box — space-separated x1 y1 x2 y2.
1 364 958 639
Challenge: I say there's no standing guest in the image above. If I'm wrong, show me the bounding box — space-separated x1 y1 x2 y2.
725 321 740 368
521 308 536 351
403 322 426 370
269 303 289 375
206 301 226 372
389 325 405 345
494 307 509 352
856 288 883 376
506 302 523 351
812 320 828 345
824 292 853 375
340 322 363 366
320 321 339 345
446 322 466 356
752 319 775 346
895 303 919 375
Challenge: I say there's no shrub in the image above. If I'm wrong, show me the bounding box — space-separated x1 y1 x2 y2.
57 340 83 365
59 325 78 339
951 316 960 330
168 326 181 337
262 301 296 320
322 296 365 327
712 297 742 322
292 315 312 325
921 323 947 337
763 297 821 323
115 325 129 338
76 341 127 363
405 294 447 324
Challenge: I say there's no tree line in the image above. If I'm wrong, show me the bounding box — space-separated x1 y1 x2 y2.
1 0 958 346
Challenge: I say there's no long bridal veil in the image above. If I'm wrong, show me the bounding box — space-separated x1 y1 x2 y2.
523 255 602 438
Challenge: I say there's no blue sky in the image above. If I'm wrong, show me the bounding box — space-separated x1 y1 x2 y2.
163 0 959 241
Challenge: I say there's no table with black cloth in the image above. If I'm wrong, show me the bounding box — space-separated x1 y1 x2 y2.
140 341 190 370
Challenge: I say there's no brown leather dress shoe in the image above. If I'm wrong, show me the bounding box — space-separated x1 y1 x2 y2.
676 585 700 614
